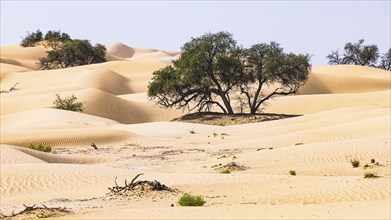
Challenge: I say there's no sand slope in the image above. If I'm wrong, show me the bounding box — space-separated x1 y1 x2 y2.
0 43 390 219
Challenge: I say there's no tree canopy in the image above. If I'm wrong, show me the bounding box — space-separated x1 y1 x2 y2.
327 39 390 70
148 31 311 115
39 39 106 70
20 29 43 47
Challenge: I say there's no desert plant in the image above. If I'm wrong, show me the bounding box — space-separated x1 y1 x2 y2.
219 168 231 174
52 94 83 112
178 194 206 206
370 159 375 164
289 170 296 176
20 29 43 47
350 158 360 168
364 172 378 178
27 143 52 152
40 39 106 69
189 129 196 134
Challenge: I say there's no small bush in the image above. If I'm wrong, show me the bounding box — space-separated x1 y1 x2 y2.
370 159 375 164
364 172 378 178
27 143 52 152
189 129 196 134
178 194 206 206
289 170 296 176
53 94 83 112
219 168 231 174
350 158 360 168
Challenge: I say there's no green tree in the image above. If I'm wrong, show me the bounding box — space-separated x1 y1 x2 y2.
327 39 379 66
241 43 311 114
148 32 311 115
379 48 391 71
20 29 43 47
148 32 243 114
44 30 71 49
39 39 106 69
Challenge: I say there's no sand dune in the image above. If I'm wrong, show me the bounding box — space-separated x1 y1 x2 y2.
0 42 390 219
300 65 390 94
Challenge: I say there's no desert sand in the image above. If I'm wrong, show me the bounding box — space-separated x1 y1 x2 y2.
0 43 390 219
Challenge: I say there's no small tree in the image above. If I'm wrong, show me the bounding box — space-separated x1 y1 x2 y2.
241 42 310 114
379 48 391 70
327 39 379 67
52 94 83 112
44 30 71 49
20 29 43 47
326 50 344 65
40 40 106 69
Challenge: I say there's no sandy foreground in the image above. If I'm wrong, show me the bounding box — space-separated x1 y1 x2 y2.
0 43 390 219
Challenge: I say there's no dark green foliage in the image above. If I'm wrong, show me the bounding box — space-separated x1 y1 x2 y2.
327 39 384 68
289 170 296 176
20 29 43 47
40 40 106 69
379 48 391 70
27 143 52 152
44 30 71 49
178 194 206 206
148 31 311 115
241 43 311 114
52 94 84 112
149 31 242 114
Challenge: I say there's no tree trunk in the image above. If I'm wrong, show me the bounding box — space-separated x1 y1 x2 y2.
220 94 234 114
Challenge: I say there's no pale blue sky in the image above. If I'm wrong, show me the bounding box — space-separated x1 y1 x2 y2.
1 1 390 66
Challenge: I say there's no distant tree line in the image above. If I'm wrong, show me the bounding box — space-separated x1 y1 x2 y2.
20 29 106 69
327 39 390 70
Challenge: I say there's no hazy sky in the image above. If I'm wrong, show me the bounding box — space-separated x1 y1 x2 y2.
1 1 390 66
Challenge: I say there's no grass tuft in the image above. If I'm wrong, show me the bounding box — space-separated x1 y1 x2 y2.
178 194 206 206
350 158 360 168
27 143 52 152
189 129 196 134
219 168 231 174
289 170 296 176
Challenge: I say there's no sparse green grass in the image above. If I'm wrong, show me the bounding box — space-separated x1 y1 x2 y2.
219 168 231 174
125 142 140 147
178 194 206 206
364 172 378 178
350 158 360 168
27 143 52 152
289 170 296 176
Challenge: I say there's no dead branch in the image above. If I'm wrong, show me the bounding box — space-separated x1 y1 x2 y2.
91 142 98 150
0 204 69 219
0 82 19 94
107 173 175 196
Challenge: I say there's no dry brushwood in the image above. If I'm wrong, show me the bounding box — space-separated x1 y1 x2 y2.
0 83 19 94
107 173 175 196
0 204 69 219
91 142 98 150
